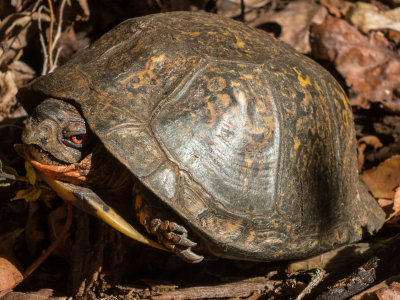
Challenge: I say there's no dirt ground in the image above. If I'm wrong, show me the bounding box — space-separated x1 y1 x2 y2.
0 0 399 299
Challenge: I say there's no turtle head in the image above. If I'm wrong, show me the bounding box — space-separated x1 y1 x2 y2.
22 98 92 184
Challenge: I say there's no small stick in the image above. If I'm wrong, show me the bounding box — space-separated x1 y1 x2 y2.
32 0 43 13
38 5 49 75
296 269 326 300
49 0 67 73
47 0 54 70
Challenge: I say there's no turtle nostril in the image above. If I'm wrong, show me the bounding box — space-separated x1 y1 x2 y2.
39 137 48 146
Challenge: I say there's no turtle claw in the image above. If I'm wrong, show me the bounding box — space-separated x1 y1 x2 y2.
150 218 202 263
176 248 204 263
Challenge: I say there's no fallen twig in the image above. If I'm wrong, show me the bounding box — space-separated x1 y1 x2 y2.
38 4 50 75
49 0 67 73
47 0 54 70
296 269 326 300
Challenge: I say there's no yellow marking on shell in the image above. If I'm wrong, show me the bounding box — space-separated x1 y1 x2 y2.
294 137 301 150
342 110 349 127
293 67 311 87
339 90 349 112
151 54 166 63
217 94 231 108
187 202 205 216
235 35 245 48
231 81 241 87
225 219 243 232
303 89 312 106
280 91 288 97
245 155 253 168
110 120 117 125
244 74 253 80
119 54 166 100
177 30 201 36
130 40 144 55
245 230 256 246
207 101 217 125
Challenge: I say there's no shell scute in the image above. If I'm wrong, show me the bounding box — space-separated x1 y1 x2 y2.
153 60 280 218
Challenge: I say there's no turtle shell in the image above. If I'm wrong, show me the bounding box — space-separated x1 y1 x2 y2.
21 11 385 261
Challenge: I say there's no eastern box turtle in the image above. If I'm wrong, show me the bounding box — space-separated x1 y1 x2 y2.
19 11 385 263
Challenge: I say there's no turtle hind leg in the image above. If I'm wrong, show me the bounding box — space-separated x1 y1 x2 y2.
134 191 204 263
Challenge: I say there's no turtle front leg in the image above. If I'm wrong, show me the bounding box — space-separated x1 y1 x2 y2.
135 193 204 263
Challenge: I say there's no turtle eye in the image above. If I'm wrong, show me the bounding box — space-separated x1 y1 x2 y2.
70 134 88 145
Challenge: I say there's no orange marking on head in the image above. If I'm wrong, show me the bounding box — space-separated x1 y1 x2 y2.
24 145 91 185
138 211 147 227
135 194 143 211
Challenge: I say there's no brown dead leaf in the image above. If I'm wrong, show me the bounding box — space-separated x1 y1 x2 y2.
376 281 400 300
0 10 51 66
388 187 400 221
0 257 23 296
320 0 352 17
378 187 400 221
360 155 400 199
358 136 383 150
217 0 270 18
388 29 400 44
0 71 18 121
357 136 383 171
251 0 327 53
347 2 400 34
311 17 400 111
10 0 31 13
352 274 400 299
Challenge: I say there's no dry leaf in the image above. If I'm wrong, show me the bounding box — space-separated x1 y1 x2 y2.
251 0 327 53
357 136 383 171
217 0 270 18
358 136 384 150
11 186 41 202
386 187 400 221
351 274 400 299
311 17 400 111
320 0 352 17
0 71 18 121
376 281 400 300
360 155 400 199
348 2 400 34
0 257 23 295
24 161 36 185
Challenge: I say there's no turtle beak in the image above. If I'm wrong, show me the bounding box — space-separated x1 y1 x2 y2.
29 157 165 250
